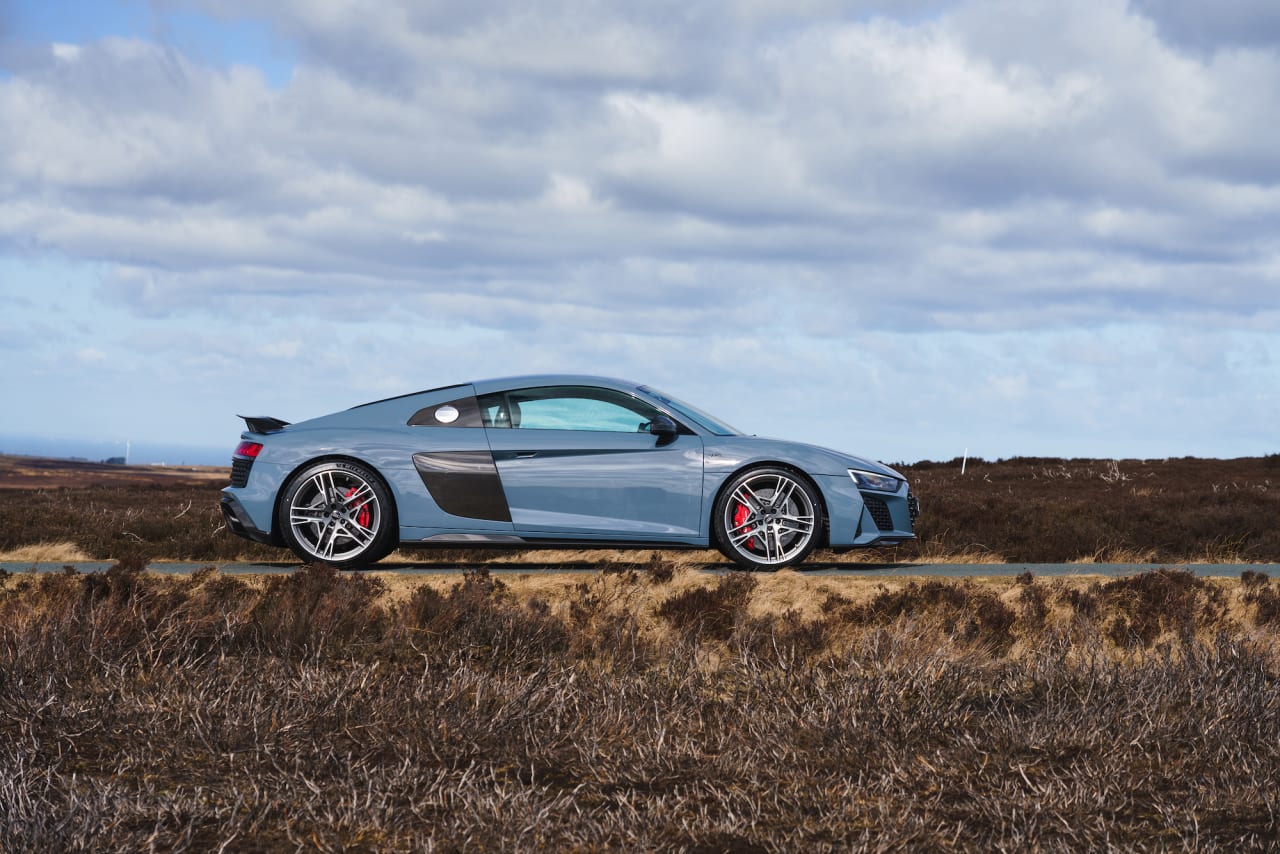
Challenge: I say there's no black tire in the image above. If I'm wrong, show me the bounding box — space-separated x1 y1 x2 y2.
713 466 822 571
277 459 397 570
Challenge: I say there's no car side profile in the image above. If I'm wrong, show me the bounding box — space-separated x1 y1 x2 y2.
220 376 919 570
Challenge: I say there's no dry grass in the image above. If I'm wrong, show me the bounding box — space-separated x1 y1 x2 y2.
3 563 1279 850
0 541 91 562
0 454 226 488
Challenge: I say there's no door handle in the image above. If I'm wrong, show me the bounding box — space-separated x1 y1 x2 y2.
515 451 538 459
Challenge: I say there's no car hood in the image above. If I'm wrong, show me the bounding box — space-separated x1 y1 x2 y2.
709 435 906 480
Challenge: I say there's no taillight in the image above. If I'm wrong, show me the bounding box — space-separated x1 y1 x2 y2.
234 441 263 458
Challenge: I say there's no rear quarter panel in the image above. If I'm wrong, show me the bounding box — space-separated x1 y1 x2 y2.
229 385 514 538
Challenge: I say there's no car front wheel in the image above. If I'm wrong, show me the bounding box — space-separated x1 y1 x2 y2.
713 467 821 570
277 460 397 569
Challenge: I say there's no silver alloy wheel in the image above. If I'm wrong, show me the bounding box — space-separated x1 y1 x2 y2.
721 471 817 566
287 466 383 562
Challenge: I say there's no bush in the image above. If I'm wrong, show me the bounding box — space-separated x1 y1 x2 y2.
396 568 570 666
252 563 388 655
655 572 757 641
1097 569 1227 648
843 580 1018 653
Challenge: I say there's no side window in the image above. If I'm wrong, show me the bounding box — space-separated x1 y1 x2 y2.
478 386 661 432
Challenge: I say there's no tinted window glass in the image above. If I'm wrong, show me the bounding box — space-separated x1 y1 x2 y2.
479 386 661 432
637 386 740 436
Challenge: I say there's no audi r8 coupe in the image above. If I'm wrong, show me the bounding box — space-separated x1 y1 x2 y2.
221 376 919 571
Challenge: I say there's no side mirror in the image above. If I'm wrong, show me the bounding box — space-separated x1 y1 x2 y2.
649 414 679 446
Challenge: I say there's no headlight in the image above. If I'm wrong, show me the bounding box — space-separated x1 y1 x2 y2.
849 469 900 492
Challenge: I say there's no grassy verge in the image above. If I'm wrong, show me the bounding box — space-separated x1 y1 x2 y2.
2 563 1278 850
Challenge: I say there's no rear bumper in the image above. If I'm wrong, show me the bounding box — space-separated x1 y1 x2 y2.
220 494 277 545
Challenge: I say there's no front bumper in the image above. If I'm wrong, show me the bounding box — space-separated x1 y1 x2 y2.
816 475 918 549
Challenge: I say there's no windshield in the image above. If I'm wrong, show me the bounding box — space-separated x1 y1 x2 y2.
637 386 741 436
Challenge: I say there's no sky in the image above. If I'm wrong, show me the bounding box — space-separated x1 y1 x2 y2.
1 0 1278 465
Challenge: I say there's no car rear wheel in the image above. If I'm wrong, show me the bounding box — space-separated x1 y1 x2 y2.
277 460 397 569
713 467 821 571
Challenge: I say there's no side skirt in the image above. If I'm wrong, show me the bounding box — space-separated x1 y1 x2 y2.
404 534 707 551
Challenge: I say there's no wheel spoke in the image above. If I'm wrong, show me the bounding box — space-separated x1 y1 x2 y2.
341 519 374 546
734 484 764 511
315 520 339 559
343 483 374 507
775 512 813 527
311 471 333 504
772 478 796 509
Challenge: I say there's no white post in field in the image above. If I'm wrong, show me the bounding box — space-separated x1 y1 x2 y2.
962 448 968 476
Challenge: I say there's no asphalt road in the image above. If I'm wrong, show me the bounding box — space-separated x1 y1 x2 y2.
4 561 1277 578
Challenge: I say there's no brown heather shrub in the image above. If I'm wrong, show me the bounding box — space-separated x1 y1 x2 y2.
733 608 827 664
395 568 571 667
645 551 676 584
1016 577 1050 629
1057 584 1102 621
1246 587 1280 627
819 590 854 616
1096 569 1229 648
896 455 1280 563
841 580 1019 654
252 563 388 655
2 568 1280 849
655 571 757 641
0 482 283 562
564 577 653 671
1240 571 1280 627
1241 569 1271 588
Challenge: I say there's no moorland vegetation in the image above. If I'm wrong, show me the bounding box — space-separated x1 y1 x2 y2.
2 454 1277 565
2 454 1279 849
1 561 1279 849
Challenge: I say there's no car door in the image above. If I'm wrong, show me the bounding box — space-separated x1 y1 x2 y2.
399 386 516 536
479 385 705 539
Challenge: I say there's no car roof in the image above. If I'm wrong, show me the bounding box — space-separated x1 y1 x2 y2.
349 375 644 410
469 375 642 395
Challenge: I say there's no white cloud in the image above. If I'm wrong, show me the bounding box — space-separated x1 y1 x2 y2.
75 347 107 363
1 0 1278 457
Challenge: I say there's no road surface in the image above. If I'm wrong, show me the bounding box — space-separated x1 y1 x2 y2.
4 561 1277 578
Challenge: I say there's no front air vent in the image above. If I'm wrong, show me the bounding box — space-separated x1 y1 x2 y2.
862 494 894 532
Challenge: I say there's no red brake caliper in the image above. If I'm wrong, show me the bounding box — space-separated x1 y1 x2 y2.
734 503 756 551
345 486 372 529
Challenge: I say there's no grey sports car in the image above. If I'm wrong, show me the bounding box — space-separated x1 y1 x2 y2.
221 375 919 570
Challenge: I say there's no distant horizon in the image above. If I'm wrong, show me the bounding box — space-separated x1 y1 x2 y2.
0 434 230 467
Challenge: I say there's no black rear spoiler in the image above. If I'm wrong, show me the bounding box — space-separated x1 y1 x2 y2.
239 415 291 434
